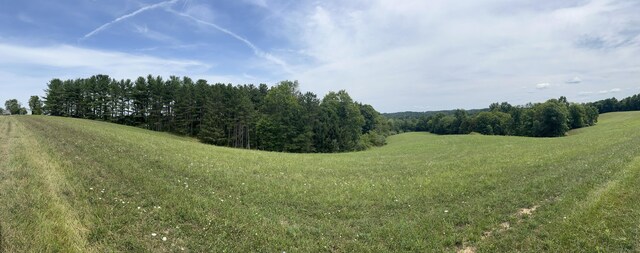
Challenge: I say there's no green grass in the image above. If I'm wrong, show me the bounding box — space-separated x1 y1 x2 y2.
1 112 639 252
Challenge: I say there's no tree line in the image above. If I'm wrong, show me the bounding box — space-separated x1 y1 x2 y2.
588 93 640 113
389 96 600 137
42 75 390 153
3 99 29 115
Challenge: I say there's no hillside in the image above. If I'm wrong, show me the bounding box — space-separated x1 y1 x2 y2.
1 112 639 252
383 108 488 119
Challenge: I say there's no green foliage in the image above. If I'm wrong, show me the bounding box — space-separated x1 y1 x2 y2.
4 99 27 115
318 90 366 152
394 96 605 138
531 100 569 137
589 93 640 113
383 108 488 119
472 111 512 135
257 81 310 152
28 95 44 115
43 75 388 153
360 131 387 148
568 103 586 129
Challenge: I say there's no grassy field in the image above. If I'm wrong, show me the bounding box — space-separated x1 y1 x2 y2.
1 112 639 252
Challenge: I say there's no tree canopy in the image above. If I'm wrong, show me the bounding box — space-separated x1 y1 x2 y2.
28 96 44 115
4 99 28 115
43 75 390 153
388 97 600 138
588 93 640 113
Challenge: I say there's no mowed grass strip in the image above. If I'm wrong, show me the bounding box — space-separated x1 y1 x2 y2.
0 116 91 252
0 112 639 252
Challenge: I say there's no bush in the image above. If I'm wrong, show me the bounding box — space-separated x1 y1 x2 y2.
360 132 387 149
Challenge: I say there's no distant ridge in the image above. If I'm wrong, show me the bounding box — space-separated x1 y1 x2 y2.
382 108 488 119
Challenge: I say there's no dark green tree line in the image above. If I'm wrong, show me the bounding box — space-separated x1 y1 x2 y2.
4 99 28 115
390 97 600 137
43 75 390 152
588 93 640 113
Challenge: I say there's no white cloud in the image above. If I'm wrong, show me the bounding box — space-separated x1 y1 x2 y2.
0 42 210 105
277 0 640 111
536 83 551 89
0 43 208 75
579 88 621 96
566 76 582 84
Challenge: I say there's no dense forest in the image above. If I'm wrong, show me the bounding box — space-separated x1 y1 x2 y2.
389 97 600 137
42 75 390 153
588 94 640 113
385 93 640 135
383 108 488 119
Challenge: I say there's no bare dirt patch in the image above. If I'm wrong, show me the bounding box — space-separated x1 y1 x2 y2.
499 222 510 231
480 204 542 242
517 205 540 216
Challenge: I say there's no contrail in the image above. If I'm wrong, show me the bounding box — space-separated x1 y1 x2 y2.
168 9 293 74
81 0 180 40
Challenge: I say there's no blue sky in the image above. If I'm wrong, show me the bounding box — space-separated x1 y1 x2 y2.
1 0 639 112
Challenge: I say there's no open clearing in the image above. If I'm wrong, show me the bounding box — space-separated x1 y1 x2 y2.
1 112 639 252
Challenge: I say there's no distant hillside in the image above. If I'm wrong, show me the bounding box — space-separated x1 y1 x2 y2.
383 108 488 119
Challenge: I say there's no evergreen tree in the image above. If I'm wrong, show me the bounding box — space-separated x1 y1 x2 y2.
43 79 65 116
198 85 226 145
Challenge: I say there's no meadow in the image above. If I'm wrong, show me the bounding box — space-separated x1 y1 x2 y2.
0 112 639 252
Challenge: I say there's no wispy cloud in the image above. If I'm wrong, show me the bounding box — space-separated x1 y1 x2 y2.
536 83 551 89
566 76 582 84
0 42 209 78
132 24 179 44
579 88 622 96
17 13 37 25
599 88 621 94
280 0 640 111
136 43 206 52
168 9 292 74
80 0 181 40
0 41 211 106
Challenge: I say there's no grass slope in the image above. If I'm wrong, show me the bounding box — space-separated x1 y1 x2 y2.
1 112 639 252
